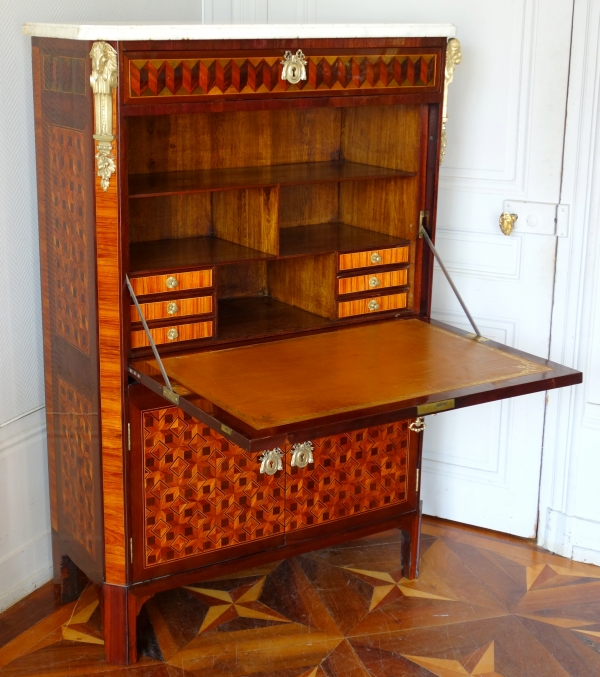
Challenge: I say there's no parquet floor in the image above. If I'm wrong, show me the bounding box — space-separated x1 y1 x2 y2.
1 517 600 676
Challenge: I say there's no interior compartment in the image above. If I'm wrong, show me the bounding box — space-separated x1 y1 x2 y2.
127 103 422 343
216 257 337 341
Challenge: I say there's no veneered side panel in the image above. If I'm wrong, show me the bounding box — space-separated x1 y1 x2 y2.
32 38 104 582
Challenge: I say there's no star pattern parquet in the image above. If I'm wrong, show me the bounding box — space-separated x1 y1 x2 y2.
2 518 600 676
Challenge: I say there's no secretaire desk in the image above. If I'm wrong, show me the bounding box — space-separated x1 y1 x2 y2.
22 22 582 665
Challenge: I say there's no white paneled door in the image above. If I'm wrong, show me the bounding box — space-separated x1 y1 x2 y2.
204 0 574 536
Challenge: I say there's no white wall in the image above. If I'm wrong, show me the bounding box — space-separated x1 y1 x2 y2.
537 0 600 565
0 0 204 614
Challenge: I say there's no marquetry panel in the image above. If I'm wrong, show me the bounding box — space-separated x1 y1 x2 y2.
57 378 96 558
285 422 409 531
126 53 438 100
43 55 86 95
339 246 409 271
338 269 409 295
130 295 213 322
48 125 89 354
131 320 213 349
130 269 213 296
338 292 408 318
142 407 286 567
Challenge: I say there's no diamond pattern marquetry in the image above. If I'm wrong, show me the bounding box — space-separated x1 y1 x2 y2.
57 378 96 558
48 126 89 354
285 423 409 531
142 407 286 568
127 53 438 100
3 519 600 675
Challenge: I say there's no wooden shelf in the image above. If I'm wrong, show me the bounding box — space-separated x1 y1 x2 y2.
129 161 416 198
279 222 410 258
217 296 334 342
130 236 273 274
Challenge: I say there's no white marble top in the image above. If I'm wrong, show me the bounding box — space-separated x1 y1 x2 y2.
22 23 456 42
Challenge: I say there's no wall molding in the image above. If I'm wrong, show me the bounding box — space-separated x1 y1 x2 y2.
538 0 600 560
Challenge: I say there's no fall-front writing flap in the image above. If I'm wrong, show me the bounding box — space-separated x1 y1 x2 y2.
128 318 581 451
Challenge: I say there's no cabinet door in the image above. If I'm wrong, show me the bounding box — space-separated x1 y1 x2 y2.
129 390 285 581
284 421 417 543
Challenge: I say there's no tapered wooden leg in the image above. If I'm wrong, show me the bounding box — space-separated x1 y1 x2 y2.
400 501 423 580
102 584 138 665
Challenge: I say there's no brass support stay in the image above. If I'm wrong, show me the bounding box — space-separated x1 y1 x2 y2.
419 225 483 338
125 275 179 402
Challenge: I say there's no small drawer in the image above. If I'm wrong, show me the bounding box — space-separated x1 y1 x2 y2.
339 246 409 271
338 269 408 295
338 292 408 318
130 269 212 296
131 321 213 349
130 295 213 323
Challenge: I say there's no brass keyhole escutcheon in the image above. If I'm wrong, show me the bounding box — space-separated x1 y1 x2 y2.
259 449 283 475
280 49 308 84
291 442 314 469
499 212 518 236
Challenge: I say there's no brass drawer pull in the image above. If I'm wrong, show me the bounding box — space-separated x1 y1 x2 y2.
281 49 307 84
165 276 178 289
368 299 380 312
259 448 283 475
166 302 179 315
166 328 179 341
409 417 426 433
369 276 381 288
370 252 382 264
291 442 314 468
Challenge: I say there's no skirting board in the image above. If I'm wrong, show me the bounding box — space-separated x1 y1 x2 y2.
0 408 52 612
542 508 600 566
0 531 52 613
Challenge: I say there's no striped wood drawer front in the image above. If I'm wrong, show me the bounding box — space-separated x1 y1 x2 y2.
130 295 213 322
339 246 409 271
338 269 408 295
338 292 408 318
131 321 213 349
130 269 213 296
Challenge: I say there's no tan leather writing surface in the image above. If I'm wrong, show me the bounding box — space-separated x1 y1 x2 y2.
150 319 551 430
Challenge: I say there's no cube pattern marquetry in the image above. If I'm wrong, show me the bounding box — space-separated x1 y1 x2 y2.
49 126 89 355
128 53 438 100
142 407 286 568
58 378 96 558
285 422 409 531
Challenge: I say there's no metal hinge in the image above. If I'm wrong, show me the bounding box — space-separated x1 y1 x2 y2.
127 423 131 451
415 468 420 493
419 210 428 238
130 538 134 564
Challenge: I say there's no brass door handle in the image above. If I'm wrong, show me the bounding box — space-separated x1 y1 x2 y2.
499 212 518 236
